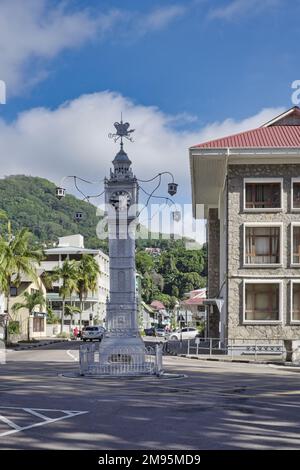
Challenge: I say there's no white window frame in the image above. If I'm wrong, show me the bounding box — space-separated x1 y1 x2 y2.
243 177 283 212
243 279 283 324
290 280 300 324
291 177 300 211
291 222 300 267
243 222 283 267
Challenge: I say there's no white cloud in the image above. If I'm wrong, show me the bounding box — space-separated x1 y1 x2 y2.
0 1 185 95
208 0 281 21
0 90 284 207
136 5 186 32
0 0 118 93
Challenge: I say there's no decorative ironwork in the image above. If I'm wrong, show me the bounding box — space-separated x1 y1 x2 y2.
108 118 135 144
79 343 163 377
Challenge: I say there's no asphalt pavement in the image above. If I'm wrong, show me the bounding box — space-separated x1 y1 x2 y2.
0 341 299 450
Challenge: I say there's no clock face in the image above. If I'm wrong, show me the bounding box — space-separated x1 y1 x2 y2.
109 190 131 210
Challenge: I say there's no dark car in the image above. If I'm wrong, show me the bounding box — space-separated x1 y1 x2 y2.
144 327 156 336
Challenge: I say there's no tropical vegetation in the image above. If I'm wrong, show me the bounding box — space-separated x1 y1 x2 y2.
136 239 206 306
0 212 44 339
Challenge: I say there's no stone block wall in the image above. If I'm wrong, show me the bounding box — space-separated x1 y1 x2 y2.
207 208 220 338
227 163 300 340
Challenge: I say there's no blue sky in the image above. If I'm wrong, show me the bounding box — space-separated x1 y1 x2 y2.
2 0 299 124
0 0 298 217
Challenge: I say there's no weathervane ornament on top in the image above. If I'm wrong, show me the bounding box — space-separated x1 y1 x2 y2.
108 115 135 144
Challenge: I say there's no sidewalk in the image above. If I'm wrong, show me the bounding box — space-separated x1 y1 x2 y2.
8 338 69 351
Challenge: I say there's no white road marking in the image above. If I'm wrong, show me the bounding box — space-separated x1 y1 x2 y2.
23 408 50 421
67 350 78 362
0 407 88 437
0 414 22 431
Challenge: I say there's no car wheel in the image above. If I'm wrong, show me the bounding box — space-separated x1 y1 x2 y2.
170 336 178 341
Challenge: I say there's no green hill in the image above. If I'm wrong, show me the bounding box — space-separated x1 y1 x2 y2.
0 175 107 251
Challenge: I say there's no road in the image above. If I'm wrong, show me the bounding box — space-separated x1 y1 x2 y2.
0 341 300 449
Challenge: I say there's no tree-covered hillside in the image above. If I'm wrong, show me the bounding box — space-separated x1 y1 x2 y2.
136 241 207 305
0 175 107 251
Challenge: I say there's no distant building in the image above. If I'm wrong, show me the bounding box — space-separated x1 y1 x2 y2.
41 234 109 329
140 301 156 329
150 300 170 326
145 247 161 256
1 273 47 342
179 288 206 328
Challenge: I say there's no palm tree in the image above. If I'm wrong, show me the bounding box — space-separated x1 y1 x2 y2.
47 260 78 333
0 222 44 341
76 255 101 328
12 291 46 341
65 304 81 333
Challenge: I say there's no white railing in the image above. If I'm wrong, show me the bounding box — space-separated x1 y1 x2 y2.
80 343 163 376
180 337 288 361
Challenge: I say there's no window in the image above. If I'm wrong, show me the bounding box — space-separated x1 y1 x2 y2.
244 281 281 322
292 178 300 210
291 282 300 322
33 317 44 333
69 254 82 261
45 255 59 262
292 224 300 265
244 225 281 265
10 286 17 297
244 179 282 210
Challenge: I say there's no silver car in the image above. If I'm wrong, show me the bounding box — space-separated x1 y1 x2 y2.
82 326 105 342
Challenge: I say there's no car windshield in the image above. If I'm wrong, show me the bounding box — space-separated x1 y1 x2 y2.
84 327 98 331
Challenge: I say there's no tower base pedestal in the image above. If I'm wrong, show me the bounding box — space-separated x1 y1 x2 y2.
79 333 163 377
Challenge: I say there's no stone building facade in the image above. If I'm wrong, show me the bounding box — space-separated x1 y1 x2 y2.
227 163 300 340
190 106 300 347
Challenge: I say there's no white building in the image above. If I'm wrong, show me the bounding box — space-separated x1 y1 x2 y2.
41 234 109 328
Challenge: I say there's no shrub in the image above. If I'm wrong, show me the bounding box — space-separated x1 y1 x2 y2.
56 332 69 338
8 321 20 335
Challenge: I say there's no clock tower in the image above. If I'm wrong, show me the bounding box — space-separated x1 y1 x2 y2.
98 121 145 364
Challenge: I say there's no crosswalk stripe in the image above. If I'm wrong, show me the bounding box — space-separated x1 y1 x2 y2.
0 414 22 430
23 408 50 421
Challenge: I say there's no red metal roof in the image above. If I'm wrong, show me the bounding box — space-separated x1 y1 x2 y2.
192 125 300 149
150 300 165 311
182 297 205 306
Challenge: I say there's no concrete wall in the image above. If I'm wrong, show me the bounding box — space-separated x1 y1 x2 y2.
227 163 300 340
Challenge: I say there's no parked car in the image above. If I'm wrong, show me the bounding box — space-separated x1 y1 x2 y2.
169 327 198 341
144 327 156 336
155 328 166 337
82 326 105 342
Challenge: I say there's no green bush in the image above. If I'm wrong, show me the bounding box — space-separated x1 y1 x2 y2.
56 332 69 338
8 321 20 335
46 308 59 324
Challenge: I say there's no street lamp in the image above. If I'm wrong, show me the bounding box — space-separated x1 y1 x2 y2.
55 187 65 200
168 182 178 196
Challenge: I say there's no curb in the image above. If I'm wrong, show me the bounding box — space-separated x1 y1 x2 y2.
176 353 285 366
12 339 69 351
